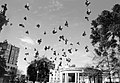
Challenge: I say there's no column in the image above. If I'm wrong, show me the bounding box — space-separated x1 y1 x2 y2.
65 73 68 83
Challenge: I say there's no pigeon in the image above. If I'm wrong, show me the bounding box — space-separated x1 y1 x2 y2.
24 3 30 10
54 57 57 60
25 31 29 34
65 21 68 27
24 17 27 20
36 24 40 28
77 42 80 45
24 57 26 60
51 48 53 51
19 23 25 28
44 31 46 35
59 26 63 31
86 9 91 15
68 48 72 53
59 57 62 60
53 51 57 56
34 48 37 51
62 52 67 57
44 46 48 51
25 52 29 55
35 51 39 58
70 43 73 46
25 47 27 49
82 31 86 36
37 39 42 44
59 61 62 66
50 57 52 59
62 49 64 51
85 0 91 7
75 48 78 51
66 58 71 62
65 39 68 45
85 46 89 52
85 16 89 21
52 28 57 34
35 51 39 56
10 23 13 26
59 35 65 41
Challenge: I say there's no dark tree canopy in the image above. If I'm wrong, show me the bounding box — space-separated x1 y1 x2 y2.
27 57 55 83
90 4 120 83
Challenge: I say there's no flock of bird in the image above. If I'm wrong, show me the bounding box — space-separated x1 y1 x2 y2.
8 0 91 67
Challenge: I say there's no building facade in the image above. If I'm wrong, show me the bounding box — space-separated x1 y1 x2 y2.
0 40 20 83
49 66 103 83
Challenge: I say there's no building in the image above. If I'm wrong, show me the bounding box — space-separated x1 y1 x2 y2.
49 66 103 83
0 40 20 83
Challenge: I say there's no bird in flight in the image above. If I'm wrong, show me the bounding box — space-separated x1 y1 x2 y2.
52 28 57 34
86 9 91 15
25 30 29 34
85 0 91 7
85 16 89 21
36 24 40 28
59 25 63 31
19 23 25 28
37 39 42 44
82 31 86 36
65 21 68 27
24 17 27 20
24 3 30 11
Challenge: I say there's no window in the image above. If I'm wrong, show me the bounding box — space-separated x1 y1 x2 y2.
62 73 65 82
68 73 75 82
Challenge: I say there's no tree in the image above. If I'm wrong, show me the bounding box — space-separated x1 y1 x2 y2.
27 62 37 83
36 57 55 83
90 4 120 83
0 3 9 78
0 56 7 77
27 57 55 83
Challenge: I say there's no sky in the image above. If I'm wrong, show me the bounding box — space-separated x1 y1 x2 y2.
0 0 120 74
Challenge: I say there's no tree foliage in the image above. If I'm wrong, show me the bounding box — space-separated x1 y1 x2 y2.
27 57 55 83
90 4 120 82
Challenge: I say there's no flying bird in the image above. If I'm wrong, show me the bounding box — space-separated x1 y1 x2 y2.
53 51 57 56
85 16 89 21
25 31 29 34
59 61 62 66
77 42 80 45
59 57 62 60
86 9 91 15
65 21 68 27
25 47 27 49
66 58 71 62
10 23 13 26
37 39 42 44
85 46 89 52
75 48 78 51
24 17 27 20
19 23 25 28
82 31 86 36
36 24 40 28
24 3 30 10
44 31 46 35
52 28 57 34
65 39 68 45
68 48 72 54
85 0 91 7
59 25 63 31
44 46 48 51
24 57 26 61
34 48 37 51
35 51 39 58
25 52 29 55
